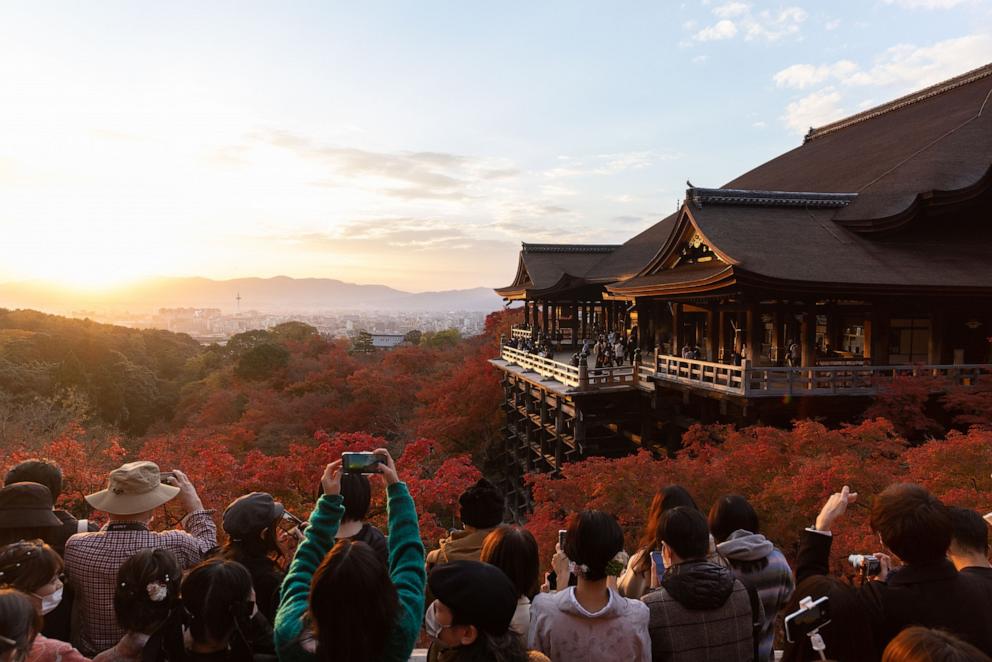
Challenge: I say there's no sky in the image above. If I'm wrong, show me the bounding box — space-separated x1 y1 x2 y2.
1 1 990 292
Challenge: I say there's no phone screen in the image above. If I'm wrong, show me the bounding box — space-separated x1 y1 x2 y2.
342 452 381 473
785 597 831 643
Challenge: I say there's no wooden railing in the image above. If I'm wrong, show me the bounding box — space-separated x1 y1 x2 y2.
655 355 746 393
510 327 533 340
500 345 647 390
653 354 992 398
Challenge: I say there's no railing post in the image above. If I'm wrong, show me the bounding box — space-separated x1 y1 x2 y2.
578 362 588 389
632 355 640 387
740 359 750 396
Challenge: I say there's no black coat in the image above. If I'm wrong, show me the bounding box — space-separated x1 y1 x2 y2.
797 530 992 657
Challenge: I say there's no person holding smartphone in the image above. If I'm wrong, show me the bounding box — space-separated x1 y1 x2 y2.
274 449 426 662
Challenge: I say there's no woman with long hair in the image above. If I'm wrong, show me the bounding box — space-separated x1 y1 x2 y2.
273 449 425 662
481 526 540 638
618 485 700 599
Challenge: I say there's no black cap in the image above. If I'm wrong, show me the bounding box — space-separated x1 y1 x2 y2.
458 479 504 529
428 560 517 636
0 482 61 528
223 492 285 540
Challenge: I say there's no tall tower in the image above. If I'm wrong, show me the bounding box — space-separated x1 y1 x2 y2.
236 292 242 314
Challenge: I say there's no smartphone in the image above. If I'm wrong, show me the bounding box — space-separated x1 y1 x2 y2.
282 511 304 527
279 510 307 535
342 452 383 474
650 550 665 585
784 596 830 643
160 471 176 482
558 529 567 550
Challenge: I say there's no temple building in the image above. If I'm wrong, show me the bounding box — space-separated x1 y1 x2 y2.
491 63 992 508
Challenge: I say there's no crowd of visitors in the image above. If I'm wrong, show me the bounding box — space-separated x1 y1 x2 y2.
1 454 992 662
506 324 641 370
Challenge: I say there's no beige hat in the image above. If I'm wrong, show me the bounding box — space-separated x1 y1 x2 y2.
85 461 180 515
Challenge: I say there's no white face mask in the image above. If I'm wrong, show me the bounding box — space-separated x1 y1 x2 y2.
34 586 63 615
424 601 443 639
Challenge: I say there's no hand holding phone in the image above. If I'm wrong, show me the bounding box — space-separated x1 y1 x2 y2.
342 452 384 474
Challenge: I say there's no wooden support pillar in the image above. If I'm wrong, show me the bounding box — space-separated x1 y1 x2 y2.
718 310 728 362
802 305 818 368
706 305 719 362
929 311 944 364
542 300 549 332
579 303 587 341
523 299 530 327
672 303 683 354
571 302 579 347
746 304 761 364
867 305 890 366
771 307 784 365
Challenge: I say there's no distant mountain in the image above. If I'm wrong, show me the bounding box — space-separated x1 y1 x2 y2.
0 276 505 314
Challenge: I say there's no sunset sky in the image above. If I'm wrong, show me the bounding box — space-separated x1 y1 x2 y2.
2 1 990 292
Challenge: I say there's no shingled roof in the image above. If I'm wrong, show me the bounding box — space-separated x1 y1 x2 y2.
500 62 992 301
609 62 992 298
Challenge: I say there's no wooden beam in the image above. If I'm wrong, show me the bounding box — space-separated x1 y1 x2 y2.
746 304 761 364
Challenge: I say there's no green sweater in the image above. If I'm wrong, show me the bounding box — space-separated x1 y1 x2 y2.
274 482 426 662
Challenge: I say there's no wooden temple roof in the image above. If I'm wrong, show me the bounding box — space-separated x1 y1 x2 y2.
499 62 992 301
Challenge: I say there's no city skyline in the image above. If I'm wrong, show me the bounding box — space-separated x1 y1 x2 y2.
2 1 990 292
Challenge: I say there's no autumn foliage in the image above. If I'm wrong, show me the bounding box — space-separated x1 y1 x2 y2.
2 306 991 575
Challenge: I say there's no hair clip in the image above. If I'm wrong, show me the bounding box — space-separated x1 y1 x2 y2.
0 634 15 646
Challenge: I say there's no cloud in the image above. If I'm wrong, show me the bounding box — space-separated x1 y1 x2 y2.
752 120 767 128
842 34 992 89
692 4 807 42
773 32 992 135
712 1 750 18
824 18 842 30
249 129 517 201
781 88 845 135
773 60 859 89
542 151 680 178
882 0 970 8
694 19 738 41
612 215 643 224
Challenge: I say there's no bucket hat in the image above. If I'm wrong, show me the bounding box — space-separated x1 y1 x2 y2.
85 461 180 516
0 482 62 528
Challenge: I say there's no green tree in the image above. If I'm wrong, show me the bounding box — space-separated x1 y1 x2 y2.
403 329 423 346
350 330 374 354
235 343 290 380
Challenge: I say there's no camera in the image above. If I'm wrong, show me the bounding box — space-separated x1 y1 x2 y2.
848 554 881 577
558 529 567 550
342 452 384 474
784 596 831 643
280 510 308 534
159 471 176 482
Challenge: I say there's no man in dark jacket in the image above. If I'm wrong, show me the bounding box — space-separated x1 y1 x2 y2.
800 483 992 657
643 507 760 661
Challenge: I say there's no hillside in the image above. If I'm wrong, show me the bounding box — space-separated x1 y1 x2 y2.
0 276 504 314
